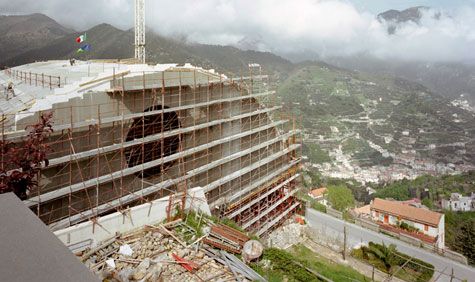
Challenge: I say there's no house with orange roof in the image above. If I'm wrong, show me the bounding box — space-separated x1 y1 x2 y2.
308 187 327 204
370 198 445 249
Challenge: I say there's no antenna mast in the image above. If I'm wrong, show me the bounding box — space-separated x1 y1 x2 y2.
135 0 146 64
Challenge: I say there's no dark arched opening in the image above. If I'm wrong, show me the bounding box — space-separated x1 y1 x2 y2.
125 105 180 178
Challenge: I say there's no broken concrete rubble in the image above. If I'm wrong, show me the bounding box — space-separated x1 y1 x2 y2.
81 219 265 282
266 219 306 249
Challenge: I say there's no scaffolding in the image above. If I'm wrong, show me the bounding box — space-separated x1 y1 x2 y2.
1 61 301 235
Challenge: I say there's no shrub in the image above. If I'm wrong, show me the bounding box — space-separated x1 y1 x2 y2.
351 242 434 282
0 112 53 200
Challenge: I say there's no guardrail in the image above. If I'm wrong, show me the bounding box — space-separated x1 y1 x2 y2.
310 207 470 266
4 68 62 90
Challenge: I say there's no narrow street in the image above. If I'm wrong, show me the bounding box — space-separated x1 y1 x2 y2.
306 208 475 282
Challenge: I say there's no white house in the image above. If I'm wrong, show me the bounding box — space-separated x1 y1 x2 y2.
308 188 328 206
371 198 445 249
441 193 475 212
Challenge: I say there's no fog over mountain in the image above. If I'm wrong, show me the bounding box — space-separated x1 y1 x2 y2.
1 0 474 63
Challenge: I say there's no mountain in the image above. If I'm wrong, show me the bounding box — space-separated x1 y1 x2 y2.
0 19 292 77
377 6 429 24
234 35 269 52
326 55 475 106
377 6 440 35
0 13 74 63
278 62 475 181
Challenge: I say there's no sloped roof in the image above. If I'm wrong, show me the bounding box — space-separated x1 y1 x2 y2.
309 187 327 197
371 198 442 227
0 193 99 282
353 204 371 215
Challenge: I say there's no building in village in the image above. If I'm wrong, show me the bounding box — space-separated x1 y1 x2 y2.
441 193 475 212
308 187 327 204
370 198 445 249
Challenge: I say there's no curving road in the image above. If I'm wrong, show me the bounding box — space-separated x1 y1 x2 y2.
305 208 475 282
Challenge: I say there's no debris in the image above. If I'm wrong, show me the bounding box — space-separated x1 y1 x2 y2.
295 216 305 225
266 220 306 249
172 253 198 272
119 244 134 257
81 221 257 281
242 240 264 262
203 224 250 254
106 259 116 269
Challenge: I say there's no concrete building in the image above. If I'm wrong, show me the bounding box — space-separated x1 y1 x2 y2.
441 193 475 212
371 198 445 249
0 60 301 236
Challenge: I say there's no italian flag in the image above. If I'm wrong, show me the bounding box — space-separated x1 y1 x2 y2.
76 33 87 43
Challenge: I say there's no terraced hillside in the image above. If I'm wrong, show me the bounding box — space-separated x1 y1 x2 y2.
279 63 475 183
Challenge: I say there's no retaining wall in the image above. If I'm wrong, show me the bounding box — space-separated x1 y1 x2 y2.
54 187 210 253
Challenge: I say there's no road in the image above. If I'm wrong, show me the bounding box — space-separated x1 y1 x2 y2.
306 208 475 282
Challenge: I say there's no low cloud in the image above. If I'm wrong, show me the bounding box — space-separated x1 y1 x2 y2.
1 0 474 62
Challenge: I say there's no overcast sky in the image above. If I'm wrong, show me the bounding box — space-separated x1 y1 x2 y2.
1 0 474 62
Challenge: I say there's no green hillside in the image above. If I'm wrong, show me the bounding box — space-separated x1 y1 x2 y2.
278 63 475 167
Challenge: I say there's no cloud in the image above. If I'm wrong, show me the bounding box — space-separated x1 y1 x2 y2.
0 0 474 62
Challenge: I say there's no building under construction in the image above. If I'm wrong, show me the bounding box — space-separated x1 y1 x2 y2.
0 60 301 236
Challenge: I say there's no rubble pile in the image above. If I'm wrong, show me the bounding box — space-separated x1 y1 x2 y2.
266 219 306 249
81 219 265 282
203 223 250 254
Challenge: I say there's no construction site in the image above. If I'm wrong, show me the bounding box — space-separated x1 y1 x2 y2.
0 1 302 281
1 59 301 234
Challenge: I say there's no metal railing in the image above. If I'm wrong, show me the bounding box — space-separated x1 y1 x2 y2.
4 68 61 90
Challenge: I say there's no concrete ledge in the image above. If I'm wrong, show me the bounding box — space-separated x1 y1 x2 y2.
355 218 379 232
54 187 210 252
442 249 468 265
400 232 422 246
327 207 343 219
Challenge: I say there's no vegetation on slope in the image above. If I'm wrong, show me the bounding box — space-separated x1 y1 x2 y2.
303 143 331 164
445 211 475 265
251 245 370 282
373 171 475 201
278 63 475 168
352 242 434 282
327 185 355 212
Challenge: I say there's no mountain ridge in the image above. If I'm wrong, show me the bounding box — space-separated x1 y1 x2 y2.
0 13 74 62
0 14 292 78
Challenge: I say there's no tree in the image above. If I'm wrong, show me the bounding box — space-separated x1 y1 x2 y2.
421 198 434 209
0 112 53 200
327 184 355 211
453 218 475 265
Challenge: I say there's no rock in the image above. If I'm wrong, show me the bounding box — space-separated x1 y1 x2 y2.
132 269 147 281
267 222 305 249
150 264 163 280
196 251 205 259
118 267 134 282
176 249 187 258
99 269 114 280
137 258 151 270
